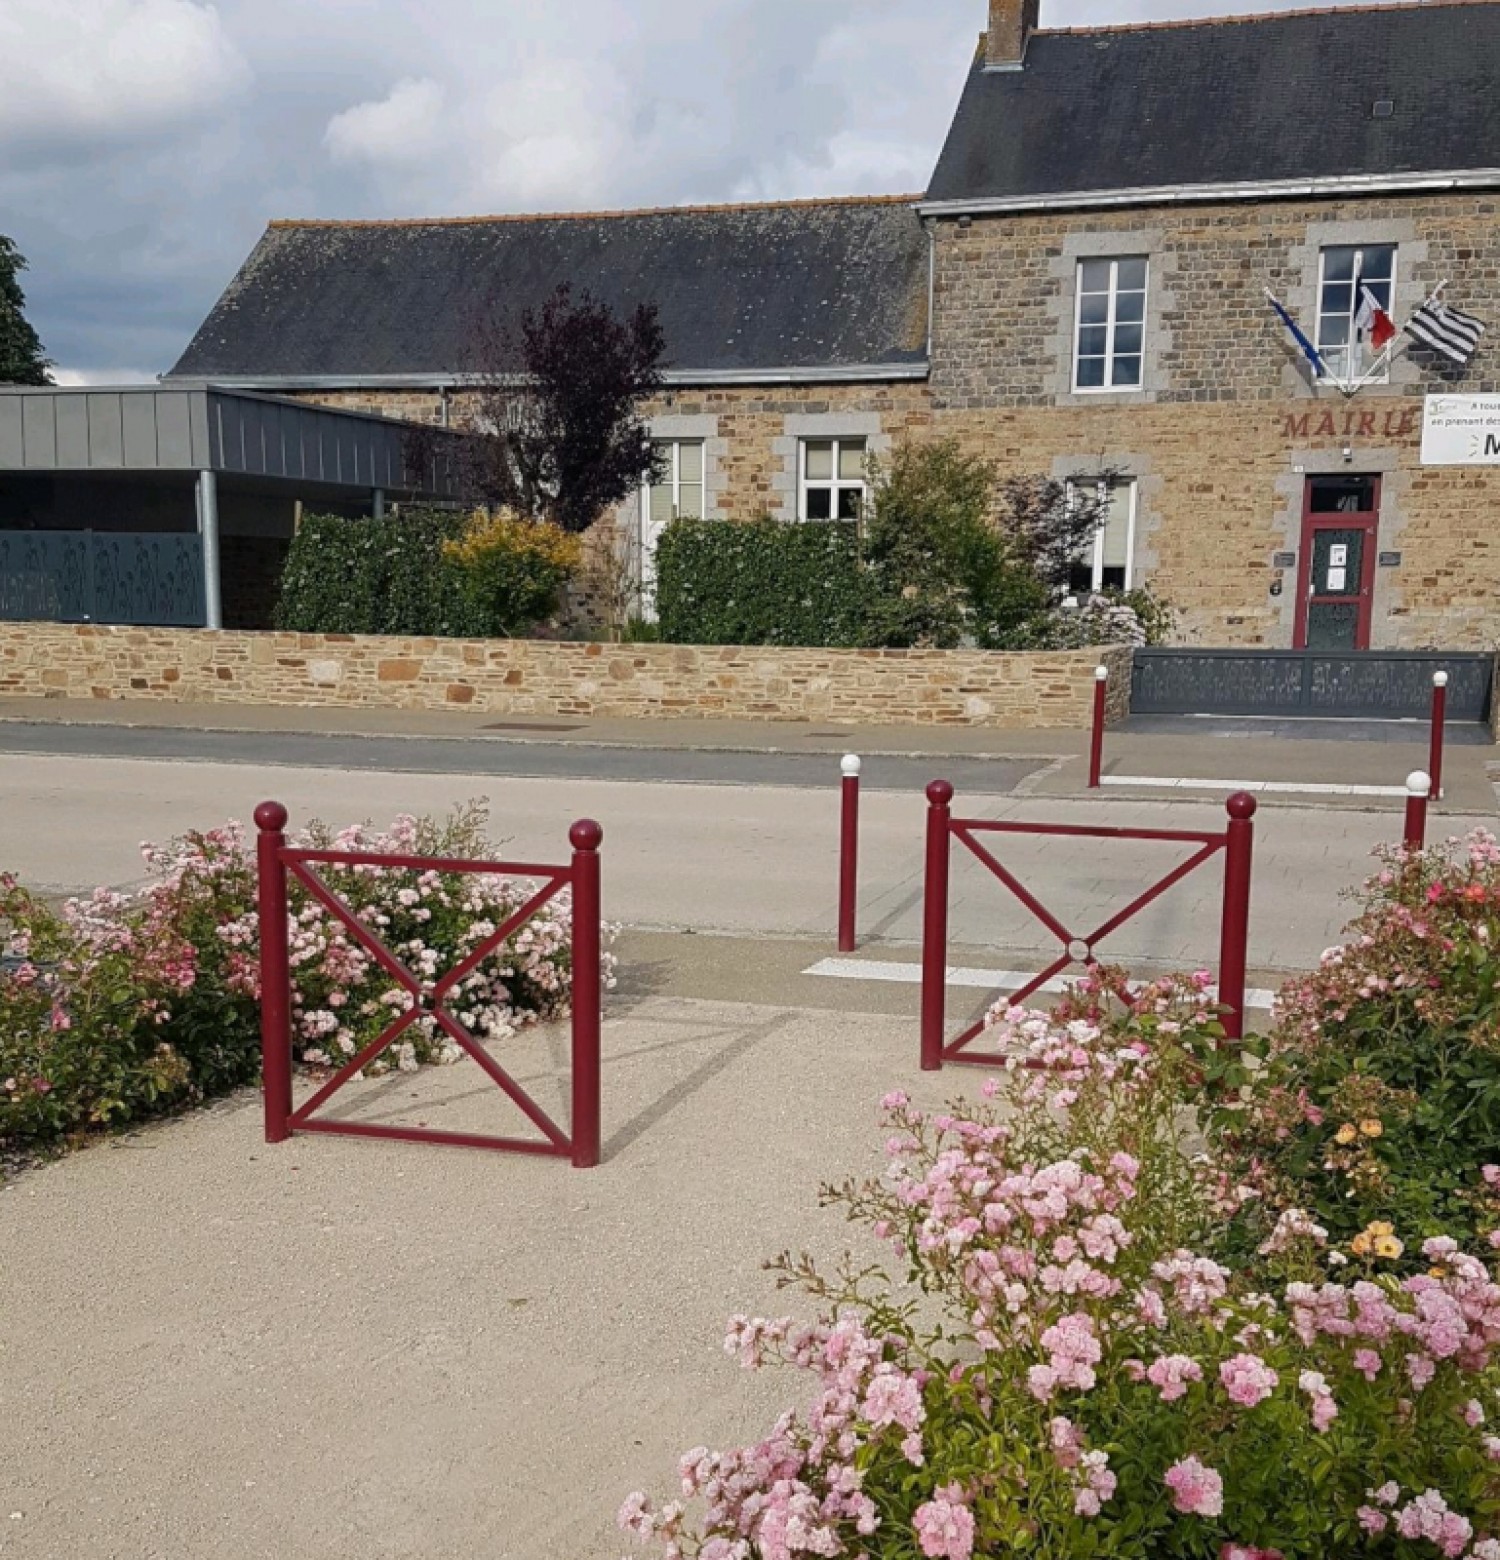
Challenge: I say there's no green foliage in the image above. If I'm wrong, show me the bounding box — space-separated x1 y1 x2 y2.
655 518 873 648
860 441 1029 648
442 510 583 635
1111 583 1178 647
623 974 1500 1560
0 843 259 1153
619 616 662 644
2 804 599 1165
655 443 1069 651
275 510 464 635
275 508 576 638
1212 831 1500 1260
0 235 51 386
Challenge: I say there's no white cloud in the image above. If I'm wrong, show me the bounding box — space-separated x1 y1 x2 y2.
325 78 448 168
50 368 161 387
0 0 1431 377
0 0 250 148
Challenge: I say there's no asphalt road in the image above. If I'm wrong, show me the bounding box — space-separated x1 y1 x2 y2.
0 720 1048 795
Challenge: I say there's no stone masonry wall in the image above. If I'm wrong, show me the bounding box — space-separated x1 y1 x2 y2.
0 624 1132 730
277 192 1500 650
927 193 1500 648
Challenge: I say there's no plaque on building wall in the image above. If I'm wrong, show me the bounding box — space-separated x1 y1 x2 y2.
1379 551 1403 567
1420 395 1500 465
1272 551 1296 569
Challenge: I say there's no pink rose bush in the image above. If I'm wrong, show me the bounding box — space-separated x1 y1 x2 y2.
1214 828 1500 1259
2 802 608 1160
217 804 608 1073
621 980 1500 1559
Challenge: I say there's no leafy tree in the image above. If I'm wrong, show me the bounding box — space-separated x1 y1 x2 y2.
996 470 1119 594
861 441 1007 647
413 284 666 534
0 236 51 386
861 441 1060 649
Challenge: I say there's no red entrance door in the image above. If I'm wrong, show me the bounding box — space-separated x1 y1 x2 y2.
1293 474 1379 651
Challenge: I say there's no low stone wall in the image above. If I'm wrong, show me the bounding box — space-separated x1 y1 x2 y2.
0 624 1134 729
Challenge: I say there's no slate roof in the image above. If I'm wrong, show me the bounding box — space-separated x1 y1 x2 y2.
169 197 931 384
925 1 1500 209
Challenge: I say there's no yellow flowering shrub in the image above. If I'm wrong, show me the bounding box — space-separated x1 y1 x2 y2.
442 509 583 636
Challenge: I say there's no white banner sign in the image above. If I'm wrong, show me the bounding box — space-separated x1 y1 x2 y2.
1421 394 1500 465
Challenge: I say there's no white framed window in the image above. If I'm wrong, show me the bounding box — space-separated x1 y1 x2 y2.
1072 257 1148 392
1316 244 1397 382
639 440 705 617
1067 478 1138 594
800 437 866 520
646 439 705 527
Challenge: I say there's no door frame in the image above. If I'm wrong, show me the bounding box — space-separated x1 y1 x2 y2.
1292 475 1380 651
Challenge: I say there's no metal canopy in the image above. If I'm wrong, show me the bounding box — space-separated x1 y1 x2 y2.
0 383 464 499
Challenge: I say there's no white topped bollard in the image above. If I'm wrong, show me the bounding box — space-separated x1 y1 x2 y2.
1430 671 1449 801
1404 770 1431 852
838 755 862 952
1088 664 1109 789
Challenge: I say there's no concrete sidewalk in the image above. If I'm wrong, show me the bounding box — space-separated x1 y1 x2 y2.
0 997 941 1560
0 693 1493 812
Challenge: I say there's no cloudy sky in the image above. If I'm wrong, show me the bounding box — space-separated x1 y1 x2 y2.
2 0 1413 381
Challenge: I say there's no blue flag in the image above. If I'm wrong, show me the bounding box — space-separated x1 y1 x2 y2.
1266 289 1327 379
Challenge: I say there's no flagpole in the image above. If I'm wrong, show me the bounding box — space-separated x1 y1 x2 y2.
1340 250 1365 397
1343 278 1449 398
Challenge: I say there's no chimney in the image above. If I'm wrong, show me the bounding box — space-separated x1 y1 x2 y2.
985 0 1040 68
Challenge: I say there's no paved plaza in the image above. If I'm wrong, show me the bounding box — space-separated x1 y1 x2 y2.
0 700 1495 1558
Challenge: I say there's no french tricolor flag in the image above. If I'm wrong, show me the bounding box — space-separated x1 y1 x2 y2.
1355 286 1398 353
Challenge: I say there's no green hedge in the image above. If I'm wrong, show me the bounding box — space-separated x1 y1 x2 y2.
655 519 872 647
276 511 468 636
274 509 575 639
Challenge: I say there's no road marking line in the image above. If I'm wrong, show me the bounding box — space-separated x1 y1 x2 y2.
804 957 1275 1009
1100 776 1407 798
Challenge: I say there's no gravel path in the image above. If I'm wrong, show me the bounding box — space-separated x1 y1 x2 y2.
0 996 954 1560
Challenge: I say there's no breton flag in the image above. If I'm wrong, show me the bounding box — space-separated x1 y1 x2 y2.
1355 286 1398 354
1406 297 1487 367
1265 289 1327 378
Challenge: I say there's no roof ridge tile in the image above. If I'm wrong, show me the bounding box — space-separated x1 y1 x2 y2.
267 193 923 232
1035 0 1498 41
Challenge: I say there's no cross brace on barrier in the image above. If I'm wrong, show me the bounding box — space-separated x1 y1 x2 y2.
919 783 1257 1070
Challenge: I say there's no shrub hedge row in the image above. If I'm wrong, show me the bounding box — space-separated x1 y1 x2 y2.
274 510 577 639
655 519 872 648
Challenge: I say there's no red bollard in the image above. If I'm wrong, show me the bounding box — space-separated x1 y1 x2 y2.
1217 792 1257 1042
255 800 294 1144
1088 664 1109 789
1429 671 1448 802
1404 771 1431 853
568 819 604 1170
920 781 954 1072
837 755 861 953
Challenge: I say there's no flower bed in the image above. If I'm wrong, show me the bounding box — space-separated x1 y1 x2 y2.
1212 828 1500 1259
1 803 603 1162
620 978 1500 1560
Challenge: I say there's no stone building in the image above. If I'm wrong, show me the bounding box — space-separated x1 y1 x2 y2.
169 0 1500 650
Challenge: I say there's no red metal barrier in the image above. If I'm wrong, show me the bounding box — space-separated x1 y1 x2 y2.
837 755 861 953
1429 671 1448 802
255 801 604 1168
1404 770 1431 852
1088 664 1109 789
919 784 1257 1070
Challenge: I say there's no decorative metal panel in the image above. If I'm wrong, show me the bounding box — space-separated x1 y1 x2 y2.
1306 602 1360 650
0 531 205 627
1132 650 1493 722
